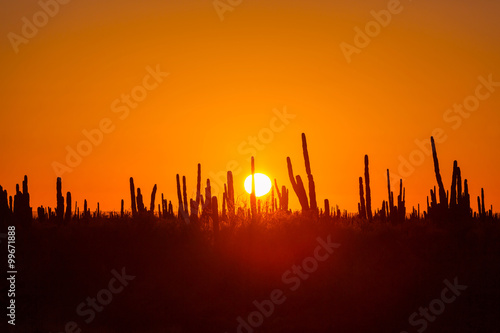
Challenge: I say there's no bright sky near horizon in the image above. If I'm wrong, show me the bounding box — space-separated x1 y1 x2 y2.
1 0 499 214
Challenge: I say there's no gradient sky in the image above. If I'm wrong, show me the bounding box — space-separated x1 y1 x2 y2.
1 0 499 214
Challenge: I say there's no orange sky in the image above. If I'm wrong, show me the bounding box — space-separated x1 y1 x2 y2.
1 0 499 214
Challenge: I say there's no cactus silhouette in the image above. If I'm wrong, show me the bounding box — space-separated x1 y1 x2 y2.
212 196 219 240
431 136 447 210
176 174 183 218
358 177 366 219
130 177 137 217
182 176 188 215
150 184 157 213
121 199 124 218
287 156 309 212
56 177 64 225
227 171 235 217
364 155 372 220
302 133 317 212
65 191 72 224
137 188 145 213
324 199 330 217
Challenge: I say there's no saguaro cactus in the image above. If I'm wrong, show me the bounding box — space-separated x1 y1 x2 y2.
137 189 145 213
56 177 64 224
287 157 309 211
227 171 235 217
83 199 88 219
387 169 394 217
450 161 458 210
150 184 157 213
65 192 72 223
212 196 219 239
358 177 366 219
182 176 188 215
481 188 485 217
364 155 372 220
397 179 406 222
176 174 183 218
431 136 447 209
302 133 317 212
130 177 137 217
204 179 212 215
196 163 201 212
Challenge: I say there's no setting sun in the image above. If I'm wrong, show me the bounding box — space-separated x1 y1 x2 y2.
244 173 272 197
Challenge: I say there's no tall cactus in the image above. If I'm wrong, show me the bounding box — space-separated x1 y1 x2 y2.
397 179 406 222
302 133 317 212
56 177 64 224
137 189 145 213
287 157 309 211
386 169 395 221
481 188 485 217
212 196 219 240
182 176 188 215
431 136 447 209
227 171 235 217
464 179 471 216
196 163 201 203
358 177 366 219
65 192 72 223
274 179 282 210
364 155 372 220
130 177 137 217
450 160 458 210
204 179 212 214
150 184 157 213
176 174 183 218
83 199 88 219
282 185 289 211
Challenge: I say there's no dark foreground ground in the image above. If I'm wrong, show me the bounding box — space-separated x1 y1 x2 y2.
7 215 500 333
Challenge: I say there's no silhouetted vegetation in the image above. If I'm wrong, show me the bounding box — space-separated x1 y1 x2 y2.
1 134 499 332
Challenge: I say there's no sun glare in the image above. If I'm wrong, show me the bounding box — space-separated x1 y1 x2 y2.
244 173 272 197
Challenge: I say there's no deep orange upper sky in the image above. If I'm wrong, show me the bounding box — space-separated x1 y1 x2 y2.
1 0 499 214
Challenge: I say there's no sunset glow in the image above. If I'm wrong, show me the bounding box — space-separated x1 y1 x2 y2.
244 173 272 197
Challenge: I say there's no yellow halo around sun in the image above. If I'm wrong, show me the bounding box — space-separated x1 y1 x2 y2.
244 173 272 197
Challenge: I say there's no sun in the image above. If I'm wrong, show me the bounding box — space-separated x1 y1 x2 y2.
244 173 272 197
